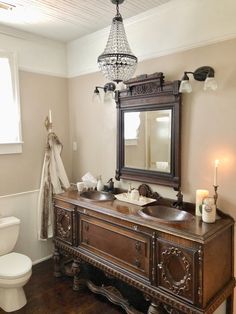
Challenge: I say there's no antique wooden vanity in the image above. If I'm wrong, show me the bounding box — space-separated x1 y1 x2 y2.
53 186 234 314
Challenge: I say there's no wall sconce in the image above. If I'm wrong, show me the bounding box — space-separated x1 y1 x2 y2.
93 82 116 103
179 66 218 93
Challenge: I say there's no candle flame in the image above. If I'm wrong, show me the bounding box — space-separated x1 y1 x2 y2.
215 159 220 167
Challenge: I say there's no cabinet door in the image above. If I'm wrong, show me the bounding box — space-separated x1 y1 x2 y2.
54 200 76 245
80 215 151 280
156 238 198 304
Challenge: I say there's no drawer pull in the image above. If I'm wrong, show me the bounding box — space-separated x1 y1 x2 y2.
134 259 141 268
83 209 87 214
158 263 163 269
133 225 138 231
135 242 141 252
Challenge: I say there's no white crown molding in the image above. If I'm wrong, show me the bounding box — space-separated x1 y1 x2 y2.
19 66 67 78
67 33 236 79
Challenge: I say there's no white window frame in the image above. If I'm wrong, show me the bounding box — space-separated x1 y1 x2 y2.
0 50 23 154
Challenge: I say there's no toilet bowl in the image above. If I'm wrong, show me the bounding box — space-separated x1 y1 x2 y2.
0 217 32 312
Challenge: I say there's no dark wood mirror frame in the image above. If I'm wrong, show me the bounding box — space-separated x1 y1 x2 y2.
115 72 181 190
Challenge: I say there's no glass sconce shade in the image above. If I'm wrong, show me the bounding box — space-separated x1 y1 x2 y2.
97 2 137 83
204 77 218 91
179 79 192 93
104 90 114 102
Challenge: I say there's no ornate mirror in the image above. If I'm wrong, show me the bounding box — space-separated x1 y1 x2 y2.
115 73 181 189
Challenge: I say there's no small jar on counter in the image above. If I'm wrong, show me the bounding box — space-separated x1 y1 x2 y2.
202 197 216 223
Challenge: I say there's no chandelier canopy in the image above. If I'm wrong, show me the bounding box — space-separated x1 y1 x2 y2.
97 0 138 83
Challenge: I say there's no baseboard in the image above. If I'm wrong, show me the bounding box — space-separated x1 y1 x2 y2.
32 254 53 266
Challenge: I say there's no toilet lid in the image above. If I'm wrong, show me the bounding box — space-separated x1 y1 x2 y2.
0 252 32 279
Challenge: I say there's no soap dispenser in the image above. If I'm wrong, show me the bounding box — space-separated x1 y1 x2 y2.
107 178 114 192
97 175 104 191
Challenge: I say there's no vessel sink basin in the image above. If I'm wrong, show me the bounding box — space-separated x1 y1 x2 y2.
80 190 115 202
138 205 194 223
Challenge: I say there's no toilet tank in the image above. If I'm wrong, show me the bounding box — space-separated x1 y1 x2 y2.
0 216 20 256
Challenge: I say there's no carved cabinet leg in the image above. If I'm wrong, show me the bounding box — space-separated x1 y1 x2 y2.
53 246 62 277
148 301 162 314
71 259 81 291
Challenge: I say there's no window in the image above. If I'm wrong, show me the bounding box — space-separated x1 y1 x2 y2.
0 51 22 154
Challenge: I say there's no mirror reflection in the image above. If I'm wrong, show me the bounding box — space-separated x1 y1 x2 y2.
124 109 172 173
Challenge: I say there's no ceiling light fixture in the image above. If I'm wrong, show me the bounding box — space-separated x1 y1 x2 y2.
179 66 218 93
97 0 138 84
0 1 15 10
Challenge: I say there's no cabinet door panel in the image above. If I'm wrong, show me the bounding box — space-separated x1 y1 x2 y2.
157 238 198 304
54 205 75 245
80 215 151 279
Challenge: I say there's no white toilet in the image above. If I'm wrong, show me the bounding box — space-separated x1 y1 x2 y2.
0 217 32 312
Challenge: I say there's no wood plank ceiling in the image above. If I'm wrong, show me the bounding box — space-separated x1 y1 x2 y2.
0 0 172 42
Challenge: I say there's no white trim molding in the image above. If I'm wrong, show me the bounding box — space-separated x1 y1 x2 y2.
0 142 23 154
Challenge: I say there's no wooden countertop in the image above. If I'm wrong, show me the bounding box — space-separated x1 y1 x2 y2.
54 190 234 243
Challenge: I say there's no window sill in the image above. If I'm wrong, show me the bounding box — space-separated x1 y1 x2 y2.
0 142 23 154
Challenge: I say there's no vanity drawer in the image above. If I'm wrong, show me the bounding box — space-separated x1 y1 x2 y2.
79 215 151 279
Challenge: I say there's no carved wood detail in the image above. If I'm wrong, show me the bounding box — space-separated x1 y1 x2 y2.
71 259 81 291
54 239 204 314
84 280 143 314
53 246 62 277
197 246 203 305
160 247 192 295
138 184 161 201
56 208 72 240
131 82 162 97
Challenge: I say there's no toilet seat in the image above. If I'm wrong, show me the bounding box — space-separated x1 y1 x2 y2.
0 252 32 279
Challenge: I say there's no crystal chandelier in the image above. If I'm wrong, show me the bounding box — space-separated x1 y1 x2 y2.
97 0 138 83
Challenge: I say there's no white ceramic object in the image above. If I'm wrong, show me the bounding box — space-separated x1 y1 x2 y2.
115 193 156 206
130 189 139 201
96 176 104 192
77 181 85 193
0 217 32 312
202 197 216 223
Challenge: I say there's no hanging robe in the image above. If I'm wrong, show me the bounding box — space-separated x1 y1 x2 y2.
37 132 70 240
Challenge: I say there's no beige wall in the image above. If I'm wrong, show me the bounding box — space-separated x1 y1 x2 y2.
0 71 71 196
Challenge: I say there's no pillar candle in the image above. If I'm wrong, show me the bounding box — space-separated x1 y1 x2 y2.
195 189 209 216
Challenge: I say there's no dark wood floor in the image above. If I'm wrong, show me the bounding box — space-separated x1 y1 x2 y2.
0 259 124 314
